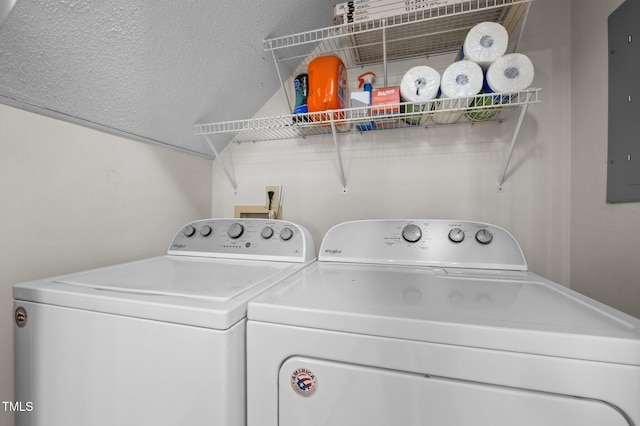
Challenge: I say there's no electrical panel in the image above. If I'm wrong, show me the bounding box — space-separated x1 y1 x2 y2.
607 0 640 202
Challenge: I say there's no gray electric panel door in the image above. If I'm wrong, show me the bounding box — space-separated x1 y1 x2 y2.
608 0 640 203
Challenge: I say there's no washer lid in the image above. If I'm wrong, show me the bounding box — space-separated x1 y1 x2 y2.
248 262 640 366
56 256 288 301
14 256 311 329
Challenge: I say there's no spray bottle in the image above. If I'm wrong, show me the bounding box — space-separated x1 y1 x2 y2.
356 71 376 131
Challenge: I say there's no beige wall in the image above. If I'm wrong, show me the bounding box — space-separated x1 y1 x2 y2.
0 104 212 426
570 0 640 318
213 0 573 287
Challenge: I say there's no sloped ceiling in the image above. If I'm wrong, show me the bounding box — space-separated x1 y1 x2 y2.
0 0 336 158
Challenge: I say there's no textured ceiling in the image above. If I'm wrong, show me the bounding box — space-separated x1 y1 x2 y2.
0 0 336 158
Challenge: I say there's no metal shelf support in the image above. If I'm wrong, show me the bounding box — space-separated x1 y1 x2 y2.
205 135 238 194
330 116 348 193
497 91 532 191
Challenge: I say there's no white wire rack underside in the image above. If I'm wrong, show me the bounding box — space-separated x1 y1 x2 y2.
263 0 532 70
194 88 540 143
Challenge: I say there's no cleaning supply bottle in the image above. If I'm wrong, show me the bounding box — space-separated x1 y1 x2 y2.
356 71 376 131
292 73 309 123
307 55 347 122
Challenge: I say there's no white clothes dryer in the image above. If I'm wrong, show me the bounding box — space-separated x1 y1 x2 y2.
247 219 640 426
14 218 315 426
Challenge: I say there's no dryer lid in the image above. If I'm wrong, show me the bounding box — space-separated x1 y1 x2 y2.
249 262 640 366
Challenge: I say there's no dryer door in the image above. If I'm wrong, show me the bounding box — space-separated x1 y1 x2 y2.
279 357 630 426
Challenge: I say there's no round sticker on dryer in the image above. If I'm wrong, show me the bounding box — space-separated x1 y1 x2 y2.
290 368 318 397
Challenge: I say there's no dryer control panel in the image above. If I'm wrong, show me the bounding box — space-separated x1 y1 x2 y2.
168 219 315 263
319 220 527 271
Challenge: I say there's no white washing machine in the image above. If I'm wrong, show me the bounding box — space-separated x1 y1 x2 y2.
13 218 315 426
247 219 640 426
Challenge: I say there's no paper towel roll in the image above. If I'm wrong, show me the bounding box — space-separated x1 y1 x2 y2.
467 54 534 122
440 60 484 98
462 22 509 68
485 53 534 94
400 66 441 102
432 60 483 124
400 66 441 125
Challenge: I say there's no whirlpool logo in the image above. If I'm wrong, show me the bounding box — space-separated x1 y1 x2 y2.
323 248 342 255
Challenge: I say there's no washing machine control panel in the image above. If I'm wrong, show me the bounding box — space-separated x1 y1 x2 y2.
320 220 527 271
168 219 315 262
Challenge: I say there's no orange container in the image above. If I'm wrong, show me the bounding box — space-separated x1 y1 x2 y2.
307 55 347 121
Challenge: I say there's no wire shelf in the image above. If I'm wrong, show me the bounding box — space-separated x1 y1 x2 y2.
264 0 531 74
194 88 540 143
197 0 538 192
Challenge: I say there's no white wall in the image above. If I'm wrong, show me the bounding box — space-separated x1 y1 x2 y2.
212 0 572 287
0 105 212 426
570 0 640 319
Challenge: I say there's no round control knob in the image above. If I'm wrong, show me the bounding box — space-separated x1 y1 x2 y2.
448 228 465 243
199 225 212 237
228 223 245 239
475 229 493 245
261 226 274 239
279 227 294 241
183 225 196 237
402 224 422 243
